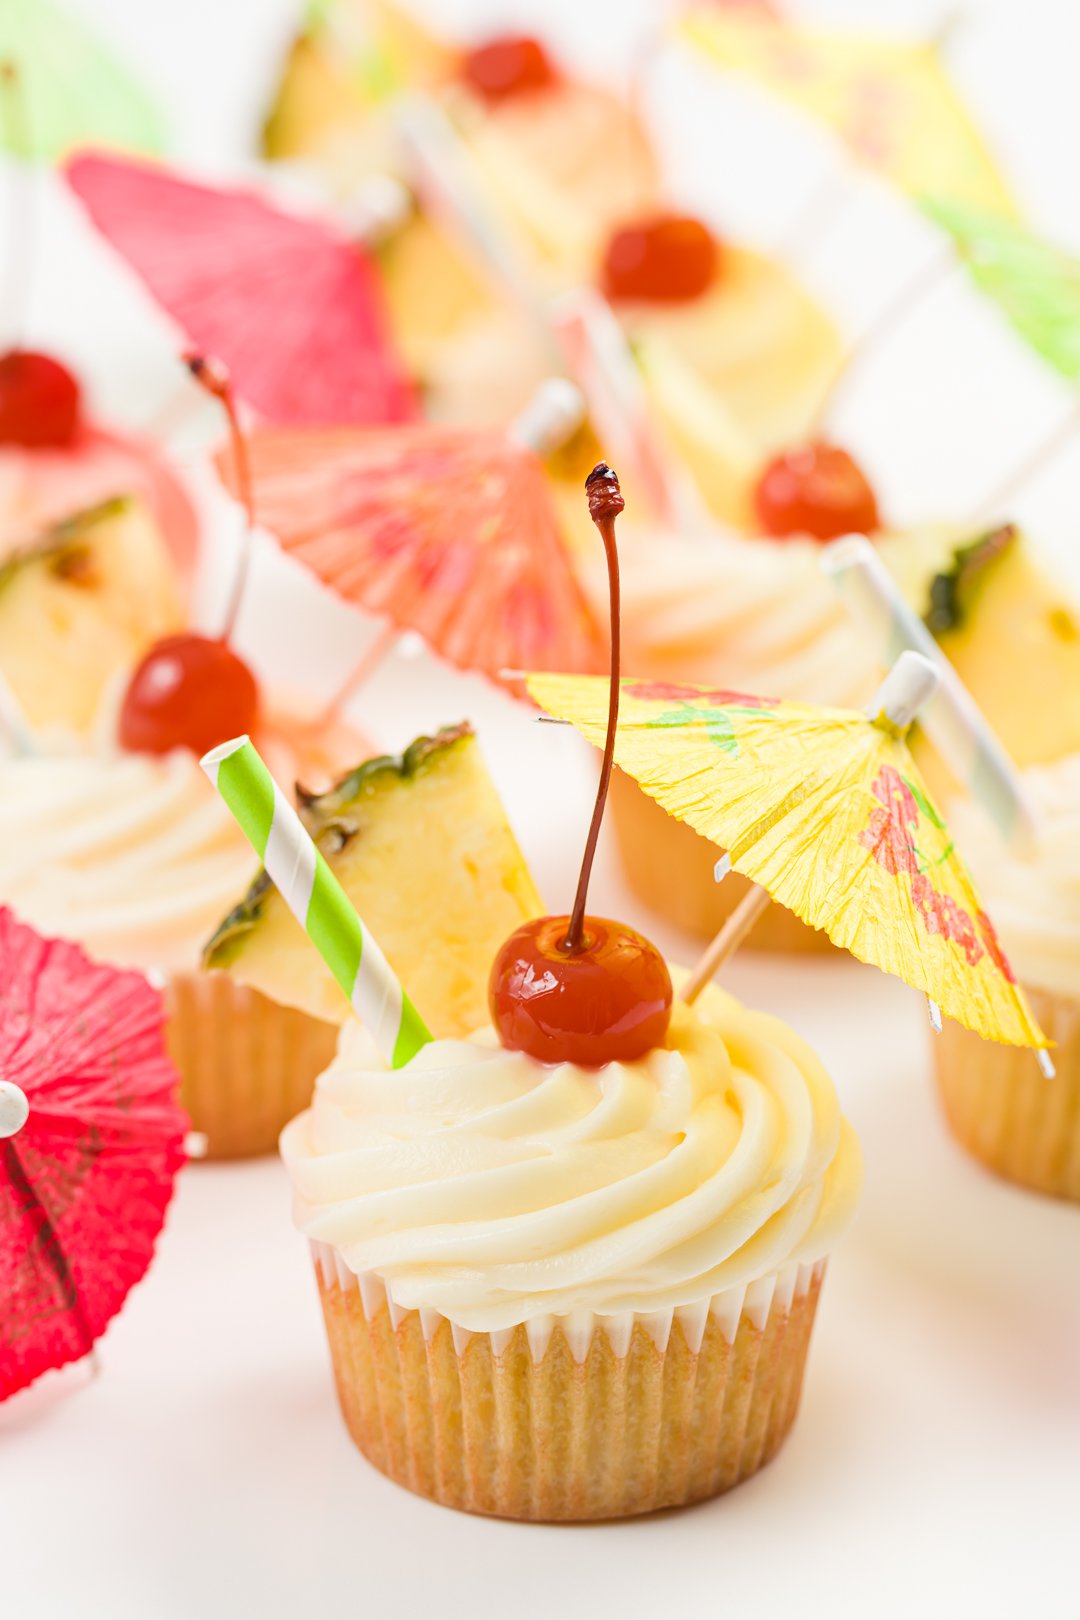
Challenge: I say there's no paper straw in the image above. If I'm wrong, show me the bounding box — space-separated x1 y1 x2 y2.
551 287 704 531
508 377 585 457
201 736 432 1069
822 535 1039 852
393 93 551 335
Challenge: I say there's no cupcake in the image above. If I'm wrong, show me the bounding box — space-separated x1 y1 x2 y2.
282 977 861 1519
599 517 1080 950
269 466 861 1518
933 755 1080 1200
0 693 358 1158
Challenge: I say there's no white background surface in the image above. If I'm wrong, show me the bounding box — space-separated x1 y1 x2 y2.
3 2 1080 1616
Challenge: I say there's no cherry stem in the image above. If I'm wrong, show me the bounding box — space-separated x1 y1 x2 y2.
1 61 34 350
185 354 254 643
563 463 624 954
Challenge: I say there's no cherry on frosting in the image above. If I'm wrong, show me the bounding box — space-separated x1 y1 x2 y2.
600 214 719 304
118 633 258 757
118 355 258 757
754 441 880 542
0 347 82 446
461 35 558 103
0 67 82 448
490 463 673 1067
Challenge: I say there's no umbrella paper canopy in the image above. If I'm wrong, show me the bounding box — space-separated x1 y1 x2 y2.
683 11 1015 218
525 673 1046 1050
0 0 164 160
0 910 187 1401
921 199 1080 381
65 152 415 427
218 424 608 680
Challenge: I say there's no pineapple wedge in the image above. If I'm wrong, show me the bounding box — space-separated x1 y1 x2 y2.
931 525 1080 766
0 497 183 733
204 725 544 1038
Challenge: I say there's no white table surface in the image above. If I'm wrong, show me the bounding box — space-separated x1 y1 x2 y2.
4 2 1079 1616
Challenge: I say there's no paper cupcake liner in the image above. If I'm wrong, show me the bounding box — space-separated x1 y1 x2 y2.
933 985 1080 1201
164 972 339 1160
611 770 834 954
311 1242 826 1521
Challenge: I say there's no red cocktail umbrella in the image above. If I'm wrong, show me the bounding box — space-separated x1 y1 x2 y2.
64 152 415 427
217 424 608 679
0 910 187 1402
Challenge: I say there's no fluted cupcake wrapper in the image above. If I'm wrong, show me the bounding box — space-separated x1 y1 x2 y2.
611 771 834 954
311 1242 827 1521
165 972 339 1159
933 985 1080 1202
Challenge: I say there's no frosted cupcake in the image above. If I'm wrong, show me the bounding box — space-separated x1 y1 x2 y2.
271 465 861 1518
599 523 883 949
0 697 356 1157
283 979 861 1519
933 756 1080 1200
598 516 1080 949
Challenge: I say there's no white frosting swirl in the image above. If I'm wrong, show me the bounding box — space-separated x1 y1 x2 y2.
607 527 879 708
281 984 861 1331
0 692 365 975
948 754 1080 999
0 746 257 975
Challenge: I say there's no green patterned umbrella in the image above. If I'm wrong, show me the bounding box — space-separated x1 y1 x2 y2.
0 0 164 160
922 198 1080 382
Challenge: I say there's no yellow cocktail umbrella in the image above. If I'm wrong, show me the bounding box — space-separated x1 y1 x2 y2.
682 10 1015 219
526 655 1046 1051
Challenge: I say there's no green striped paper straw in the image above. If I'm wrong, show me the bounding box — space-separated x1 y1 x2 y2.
201 736 432 1069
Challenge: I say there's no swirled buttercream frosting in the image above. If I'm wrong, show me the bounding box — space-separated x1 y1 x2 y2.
281 982 861 1330
0 691 364 974
0 746 257 974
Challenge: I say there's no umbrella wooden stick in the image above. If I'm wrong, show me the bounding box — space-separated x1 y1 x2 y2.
317 621 401 726
681 884 772 1005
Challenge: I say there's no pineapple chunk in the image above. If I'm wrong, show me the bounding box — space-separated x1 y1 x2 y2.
204 725 543 1038
262 32 367 162
933 526 1080 767
0 497 183 733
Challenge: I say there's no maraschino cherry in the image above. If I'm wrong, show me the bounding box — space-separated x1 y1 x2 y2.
754 441 880 542
490 463 673 1067
118 356 258 756
461 35 558 103
600 214 719 304
0 64 82 448
0 350 81 447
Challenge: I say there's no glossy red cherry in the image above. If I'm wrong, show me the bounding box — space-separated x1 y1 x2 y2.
461 34 557 102
0 350 81 447
600 214 719 304
490 915 673 1067
754 441 880 542
118 633 258 757
491 463 673 1068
